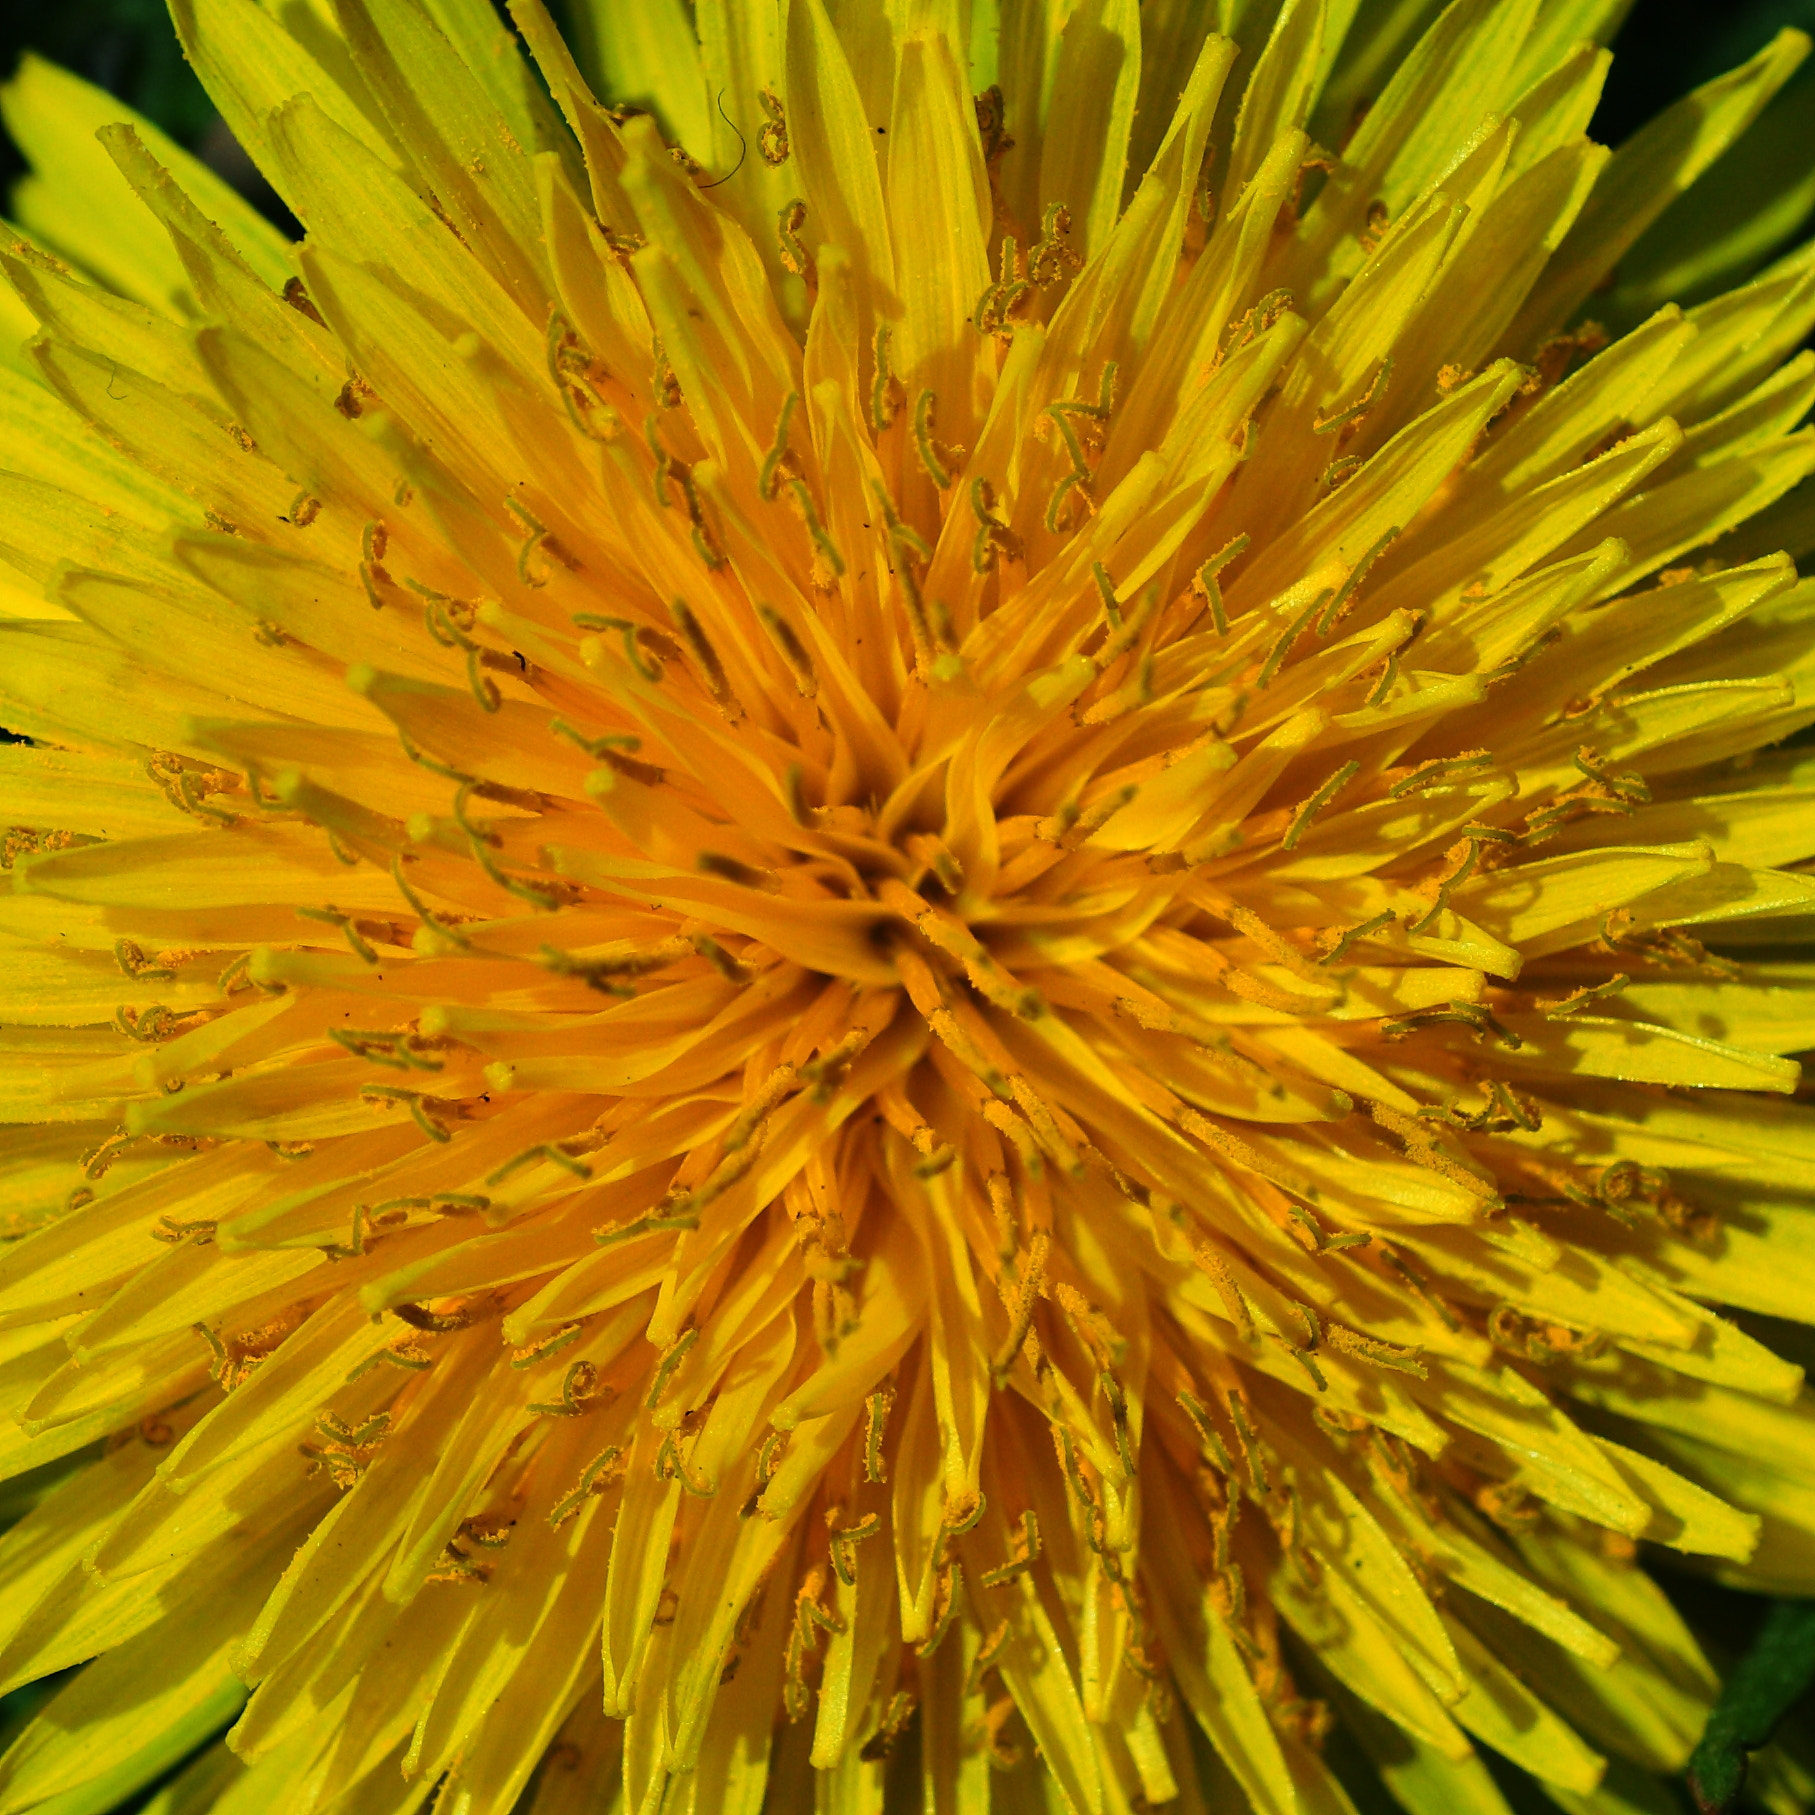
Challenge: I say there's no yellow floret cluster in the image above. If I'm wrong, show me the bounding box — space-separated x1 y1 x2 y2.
0 1 1813 1811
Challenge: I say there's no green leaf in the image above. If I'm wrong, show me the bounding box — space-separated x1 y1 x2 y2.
1686 1600 1815 1814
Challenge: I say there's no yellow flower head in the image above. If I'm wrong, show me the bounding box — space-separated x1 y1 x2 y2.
1 1 1814 1811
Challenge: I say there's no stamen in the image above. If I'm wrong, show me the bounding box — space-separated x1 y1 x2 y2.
1281 760 1359 851
114 937 175 982
151 1214 216 1244
328 1027 444 1072
870 324 903 432
756 605 818 697
759 393 801 502
668 598 743 720
1367 1103 1497 1196
828 1511 880 1585
968 1622 1011 1698
1177 1390 1236 1476
1091 560 1122 630
1042 781 1136 846
344 1338 433 1380
757 90 790 164
971 478 1020 572
1053 1430 1119 1570
593 1208 700 1247
529 1359 604 1416
877 1081 942 1164
360 1085 452 1142
1225 1390 1270 1495
1378 1002 1521 1049
572 614 666 684
879 879 1043 1017
1316 910 1395 966
653 335 681 408
1288 1204 1371 1253
1215 289 1294 368
973 233 1032 339
539 934 690 993
912 389 957 489
1255 592 1330 688
510 1324 588 1370
978 1510 1041 1587
1193 1244 1256 1341
506 498 559 588
466 648 502 713
1313 358 1393 437
1045 470 1089 534
1279 1338 1327 1391
1379 1245 1461 1332
777 200 812 279
645 1327 699 1408
546 310 611 441
862 1384 894 1483
785 478 845 581
916 1561 963 1656
1100 1367 1136 1478
1026 202 1083 285
1037 368 1116 535
756 1428 789 1495
1323 1324 1427 1377
1388 752 1492 797
487 1142 594 1185
645 413 674 509
1540 973 1630 1018
674 464 724 568
549 1445 625 1528
697 852 776 889
724 1065 800 1152
991 1231 1050 1386
873 481 936 664
390 855 472 948
943 1488 987 1531
692 933 756 982
1191 534 1250 635
904 832 964 895
1404 833 1490 934
860 1692 917 1764
395 726 477 786
666 1135 765 1220
1573 745 1651 803
801 1028 870 1100
1316 526 1399 635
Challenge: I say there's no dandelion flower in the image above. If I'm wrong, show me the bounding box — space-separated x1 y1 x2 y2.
3 0 1815 1810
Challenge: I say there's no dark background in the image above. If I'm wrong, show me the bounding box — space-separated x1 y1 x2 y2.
0 0 1809 1810
1595 0 1815 136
